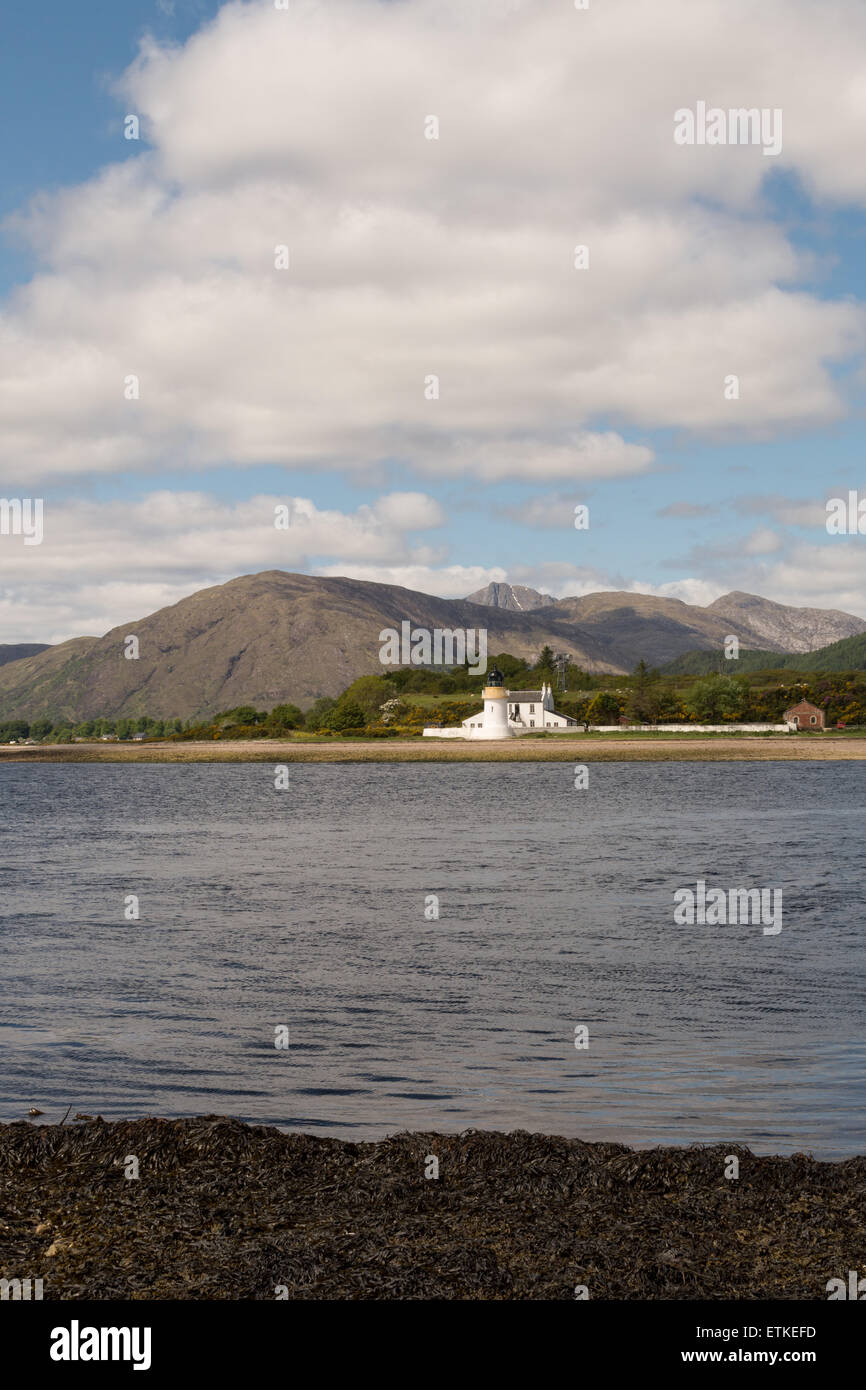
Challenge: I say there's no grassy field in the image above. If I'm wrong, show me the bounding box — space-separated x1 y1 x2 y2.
3 735 866 762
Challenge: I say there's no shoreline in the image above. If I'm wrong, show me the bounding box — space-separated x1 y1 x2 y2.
3 735 866 762
2 1116 863 1299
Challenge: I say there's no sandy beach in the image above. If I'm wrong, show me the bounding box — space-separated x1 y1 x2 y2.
2 735 866 762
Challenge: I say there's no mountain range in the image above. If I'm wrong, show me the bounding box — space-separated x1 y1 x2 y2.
0 572 863 722
470 583 866 652
0 643 51 669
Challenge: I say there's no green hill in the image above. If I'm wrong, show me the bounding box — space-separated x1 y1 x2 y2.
662 631 866 676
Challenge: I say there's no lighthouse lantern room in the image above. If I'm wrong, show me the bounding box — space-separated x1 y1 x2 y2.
475 665 511 739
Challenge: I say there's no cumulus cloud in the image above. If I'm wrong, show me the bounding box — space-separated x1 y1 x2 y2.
726 542 866 617
503 493 594 529
369 491 445 530
7 477 866 647
627 577 729 608
0 488 446 641
742 527 783 555
5 0 866 637
313 562 509 599
2 0 866 486
733 493 838 528
480 561 728 608
758 545 866 615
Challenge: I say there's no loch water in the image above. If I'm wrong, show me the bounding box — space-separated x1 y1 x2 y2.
1 760 864 1156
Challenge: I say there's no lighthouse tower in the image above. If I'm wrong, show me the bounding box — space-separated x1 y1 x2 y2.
472 665 512 740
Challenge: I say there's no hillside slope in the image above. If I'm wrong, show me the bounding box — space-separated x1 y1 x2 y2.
0 572 620 721
0 643 51 669
663 631 866 675
2 572 864 722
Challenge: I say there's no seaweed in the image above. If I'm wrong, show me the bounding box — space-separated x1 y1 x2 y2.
0 1117 862 1300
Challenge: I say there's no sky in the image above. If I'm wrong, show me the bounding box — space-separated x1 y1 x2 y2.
2 0 866 643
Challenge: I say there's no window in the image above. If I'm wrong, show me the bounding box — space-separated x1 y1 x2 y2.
810 715 817 725
530 719 535 727
529 704 535 713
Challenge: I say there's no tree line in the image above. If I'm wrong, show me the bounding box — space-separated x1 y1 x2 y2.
4 651 866 743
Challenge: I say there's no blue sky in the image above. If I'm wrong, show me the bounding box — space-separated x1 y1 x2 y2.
2 0 866 642
0 3 220 238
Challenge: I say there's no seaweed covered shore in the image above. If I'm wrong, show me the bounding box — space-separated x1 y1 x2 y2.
1 1117 863 1300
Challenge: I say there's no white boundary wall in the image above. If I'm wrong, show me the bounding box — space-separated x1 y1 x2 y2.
422 723 793 738
587 723 792 734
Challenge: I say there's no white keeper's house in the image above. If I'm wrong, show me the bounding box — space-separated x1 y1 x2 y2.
423 667 578 740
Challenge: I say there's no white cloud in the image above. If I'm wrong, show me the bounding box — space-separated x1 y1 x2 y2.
468 561 729 609
734 493 835 527
742 527 783 555
370 491 445 529
0 488 446 641
7 479 866 648
2 0 866 485
504 493 592 529
5 0 866 638
737 542 866 617
312 562 508 599
626 577 730 608
427 433 653 482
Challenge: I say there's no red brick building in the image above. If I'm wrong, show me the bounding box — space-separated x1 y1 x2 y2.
784 700 825 730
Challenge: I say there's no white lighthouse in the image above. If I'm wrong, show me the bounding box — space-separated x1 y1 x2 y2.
471 665 512 739
422 666 579 739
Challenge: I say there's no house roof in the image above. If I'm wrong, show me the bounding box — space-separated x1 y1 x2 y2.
784 700 823 716
507 690 544 701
